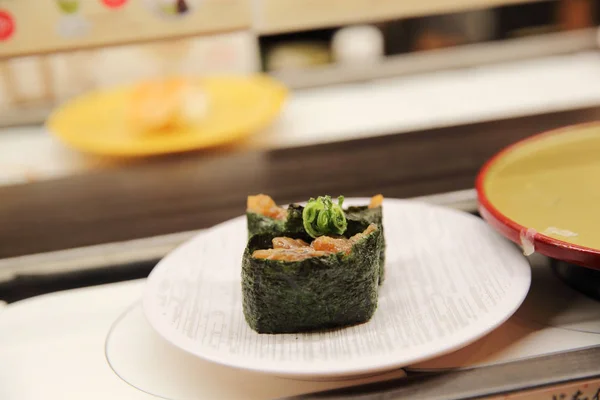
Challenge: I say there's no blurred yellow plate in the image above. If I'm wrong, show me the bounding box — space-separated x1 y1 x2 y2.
47 75 287 157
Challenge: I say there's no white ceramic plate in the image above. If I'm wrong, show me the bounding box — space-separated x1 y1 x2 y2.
142 198 531 379
106 303 408 399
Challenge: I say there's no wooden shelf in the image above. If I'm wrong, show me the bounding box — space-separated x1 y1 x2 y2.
0 0 559 57
0 0 251 59
253 0 550 35
272 29 597 89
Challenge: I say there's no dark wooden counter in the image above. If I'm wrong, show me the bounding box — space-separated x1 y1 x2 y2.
2 106 600 258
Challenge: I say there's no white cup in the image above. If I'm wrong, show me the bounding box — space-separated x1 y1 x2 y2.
331 25 385 65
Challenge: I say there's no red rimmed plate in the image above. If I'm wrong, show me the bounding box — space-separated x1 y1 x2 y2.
476 122 600 270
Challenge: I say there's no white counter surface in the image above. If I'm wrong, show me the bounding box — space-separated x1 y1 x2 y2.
0 281 149 400
0 280 407 400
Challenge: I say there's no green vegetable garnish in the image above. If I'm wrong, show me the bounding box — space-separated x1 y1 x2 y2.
302 195 347 238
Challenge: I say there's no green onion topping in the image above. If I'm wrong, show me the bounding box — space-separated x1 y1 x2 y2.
302 195 347 238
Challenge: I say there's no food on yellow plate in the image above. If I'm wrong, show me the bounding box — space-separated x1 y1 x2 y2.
128 77 209 133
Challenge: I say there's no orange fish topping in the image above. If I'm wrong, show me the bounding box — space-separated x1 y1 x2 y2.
369 194 384 208
247 194 287 220
252 224 377 261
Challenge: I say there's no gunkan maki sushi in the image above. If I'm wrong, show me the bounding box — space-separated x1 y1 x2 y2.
246 194 386 283
242 195 382 334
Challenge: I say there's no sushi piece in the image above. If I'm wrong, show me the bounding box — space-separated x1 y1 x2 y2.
246 193 386 284
242 196 381 333
128 77 209 133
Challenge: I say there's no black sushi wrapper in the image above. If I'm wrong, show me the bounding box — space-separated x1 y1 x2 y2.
345 206 386 284
246 203 386 284
242 226 381 334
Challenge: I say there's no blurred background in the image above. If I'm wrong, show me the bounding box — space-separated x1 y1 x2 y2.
2 1 599 121
1 1 600 167
2 0 600 255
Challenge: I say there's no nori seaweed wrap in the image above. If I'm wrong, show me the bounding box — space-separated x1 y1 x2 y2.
246 194 386 284
242 223 381 334
345 205 386 284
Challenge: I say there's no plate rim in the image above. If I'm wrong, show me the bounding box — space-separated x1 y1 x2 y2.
142 198 532 378
476 121 600 270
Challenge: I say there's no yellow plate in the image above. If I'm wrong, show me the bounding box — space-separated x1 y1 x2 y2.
477 122 600 269
47 75 287 157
